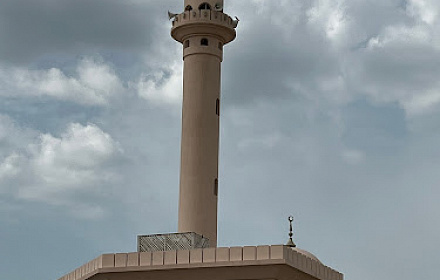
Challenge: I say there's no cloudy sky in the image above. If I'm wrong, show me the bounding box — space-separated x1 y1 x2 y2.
1 0 440 279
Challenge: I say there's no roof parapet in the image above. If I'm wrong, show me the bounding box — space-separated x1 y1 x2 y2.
58 245 343 280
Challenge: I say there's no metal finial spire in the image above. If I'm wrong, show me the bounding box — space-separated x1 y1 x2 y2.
286 216 296 247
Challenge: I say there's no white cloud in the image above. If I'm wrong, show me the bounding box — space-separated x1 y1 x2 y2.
0 153 21 181
77 59 123 98
406 0 439 25
135 60 183 105
18 123 122 203
0 58 123 105
350 12 440 119
307 0 349 41
0 115 17 142
365 0 440 51
253 0 303 27
402 88 440 117
367 24 431 48
0 120 122 218
0 114 37 159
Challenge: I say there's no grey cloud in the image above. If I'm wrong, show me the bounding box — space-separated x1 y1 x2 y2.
223 7 341 105
1 1 440 280
0 0 178 65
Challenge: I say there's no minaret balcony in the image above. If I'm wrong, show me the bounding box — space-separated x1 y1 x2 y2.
171 10 236 44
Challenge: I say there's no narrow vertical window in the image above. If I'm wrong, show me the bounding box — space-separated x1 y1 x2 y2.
201 38 209 46
184 40 190 49
185 5 193 11
214 179 218 196
216 98 220 116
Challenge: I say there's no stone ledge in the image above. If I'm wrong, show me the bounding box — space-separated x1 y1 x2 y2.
171 10 236 44
57 245 343 280
172 10 235 30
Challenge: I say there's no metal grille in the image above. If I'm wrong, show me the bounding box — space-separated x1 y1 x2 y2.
137 232 210 252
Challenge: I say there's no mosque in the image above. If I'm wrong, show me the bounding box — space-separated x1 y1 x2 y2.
57 1 343 280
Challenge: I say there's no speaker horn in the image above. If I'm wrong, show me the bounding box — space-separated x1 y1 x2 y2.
214 2 223 11
232 16 240 28
168 11 178 20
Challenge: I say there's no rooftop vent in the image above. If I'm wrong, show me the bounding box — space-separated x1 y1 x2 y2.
137 232 210 252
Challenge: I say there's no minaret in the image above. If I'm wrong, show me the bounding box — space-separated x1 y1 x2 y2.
171 0 237 247
57 4 344 279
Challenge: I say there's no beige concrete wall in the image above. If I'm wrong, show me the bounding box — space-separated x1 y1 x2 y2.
178 50 221 246
173 2 236 247
57 246 343 280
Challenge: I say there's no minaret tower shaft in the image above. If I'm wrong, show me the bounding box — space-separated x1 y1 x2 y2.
171 0 237 247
